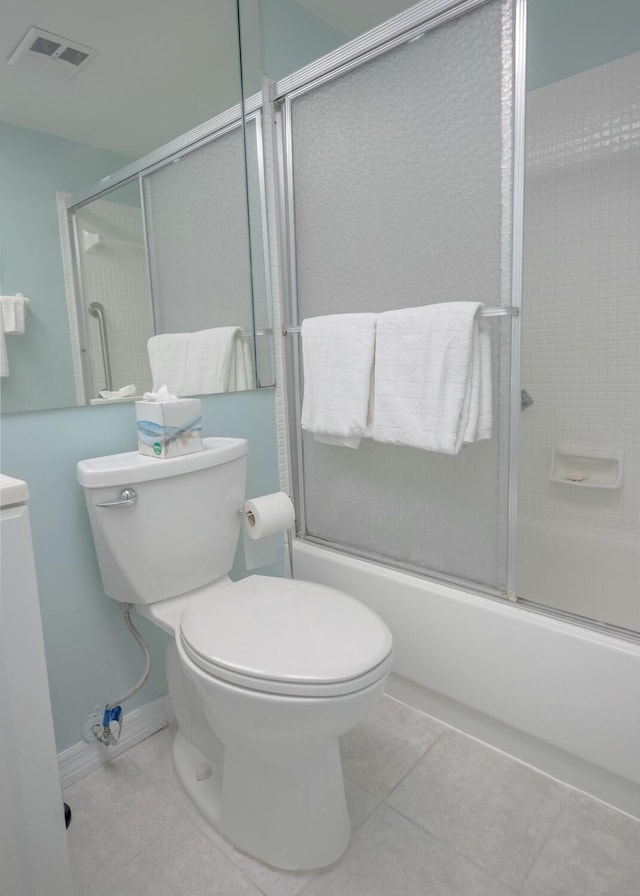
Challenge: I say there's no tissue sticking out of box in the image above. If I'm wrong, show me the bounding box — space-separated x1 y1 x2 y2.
136 386 203 458
142 385 179 402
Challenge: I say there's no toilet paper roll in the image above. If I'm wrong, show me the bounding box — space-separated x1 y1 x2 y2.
242 491 295 541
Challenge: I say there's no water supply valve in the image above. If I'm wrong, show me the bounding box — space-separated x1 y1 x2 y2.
92 705 122 746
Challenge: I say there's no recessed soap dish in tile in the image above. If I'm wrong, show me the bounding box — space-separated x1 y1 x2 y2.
548 446 623 489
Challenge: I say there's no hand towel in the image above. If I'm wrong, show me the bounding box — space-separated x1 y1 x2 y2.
372 302 492 454
0 294 27 334
301 312 377 449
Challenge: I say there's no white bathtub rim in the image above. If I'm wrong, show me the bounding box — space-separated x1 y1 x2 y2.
294 538 640 657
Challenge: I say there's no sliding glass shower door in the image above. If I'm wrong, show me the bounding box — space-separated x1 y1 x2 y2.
278 0 520 594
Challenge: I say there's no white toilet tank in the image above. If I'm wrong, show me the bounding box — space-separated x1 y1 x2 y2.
77 437 248 605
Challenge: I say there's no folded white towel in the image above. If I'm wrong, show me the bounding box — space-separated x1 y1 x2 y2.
372 302 492 454
229 334 254 392
183 326 253 394
301 313 377 449
0 294 27 334
148 327 254 396
147 332 189 394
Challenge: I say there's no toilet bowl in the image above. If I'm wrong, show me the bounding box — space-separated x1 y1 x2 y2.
77 437 393 871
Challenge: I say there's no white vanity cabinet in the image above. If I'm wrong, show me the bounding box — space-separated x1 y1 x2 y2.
0 474 73 895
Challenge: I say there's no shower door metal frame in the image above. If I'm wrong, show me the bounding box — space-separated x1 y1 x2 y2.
275 0 526 601
505 0 526 600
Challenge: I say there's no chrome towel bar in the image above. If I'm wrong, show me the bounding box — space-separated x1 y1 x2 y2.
283 305 519 335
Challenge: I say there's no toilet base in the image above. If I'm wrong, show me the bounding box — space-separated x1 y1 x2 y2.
172 728 351 871
173 732 223 827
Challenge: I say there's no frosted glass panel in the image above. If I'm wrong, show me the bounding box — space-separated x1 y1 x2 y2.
143 124 255 336
290 0 513 589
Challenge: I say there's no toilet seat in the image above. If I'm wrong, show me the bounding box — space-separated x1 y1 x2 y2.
179 575 393 698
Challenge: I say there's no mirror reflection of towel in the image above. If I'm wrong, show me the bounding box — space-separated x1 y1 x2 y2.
147 326 253 396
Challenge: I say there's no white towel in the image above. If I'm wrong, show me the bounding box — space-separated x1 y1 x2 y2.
148 327 254 396
147 332 189 394
229 335 254 392
372 302 492 454
301 313 377 449
0 295 27 334
184 326 253 394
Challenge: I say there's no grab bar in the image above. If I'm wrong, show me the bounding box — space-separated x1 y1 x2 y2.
283 305 519 334
88 302 113 392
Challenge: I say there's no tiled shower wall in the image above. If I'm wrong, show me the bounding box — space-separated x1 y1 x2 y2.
76 198 154 399
519 51 640 537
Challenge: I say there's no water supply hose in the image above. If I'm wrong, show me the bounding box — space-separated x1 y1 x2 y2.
92 603 152 746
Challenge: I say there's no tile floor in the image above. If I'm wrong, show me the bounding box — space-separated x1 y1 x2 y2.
63 695 640 896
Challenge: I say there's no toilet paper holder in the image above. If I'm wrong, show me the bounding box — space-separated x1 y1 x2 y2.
238 494 294 519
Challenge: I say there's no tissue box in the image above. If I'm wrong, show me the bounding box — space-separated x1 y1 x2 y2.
135 398 203 458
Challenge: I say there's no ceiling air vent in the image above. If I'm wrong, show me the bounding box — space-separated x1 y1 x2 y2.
7 27 97 80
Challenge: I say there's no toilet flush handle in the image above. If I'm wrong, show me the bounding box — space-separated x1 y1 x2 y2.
96 488 137 508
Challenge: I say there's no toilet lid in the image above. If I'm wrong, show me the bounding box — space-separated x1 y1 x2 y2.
179 576 393 697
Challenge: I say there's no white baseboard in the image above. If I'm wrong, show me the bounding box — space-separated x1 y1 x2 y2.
58 695 174 789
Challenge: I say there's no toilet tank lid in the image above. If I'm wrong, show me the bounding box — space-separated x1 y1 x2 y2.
77 437 248 488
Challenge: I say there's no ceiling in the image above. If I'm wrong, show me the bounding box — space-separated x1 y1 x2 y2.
0 0 251 157
0 0 414 160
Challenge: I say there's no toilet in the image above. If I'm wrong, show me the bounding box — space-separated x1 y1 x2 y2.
77 437 393 871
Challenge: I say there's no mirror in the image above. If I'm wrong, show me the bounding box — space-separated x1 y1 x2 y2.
0 0 269 414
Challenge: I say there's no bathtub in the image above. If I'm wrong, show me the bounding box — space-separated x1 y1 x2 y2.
292 539 640 819
517 516 640 632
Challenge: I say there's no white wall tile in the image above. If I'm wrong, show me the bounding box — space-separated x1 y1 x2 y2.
519 52 640 537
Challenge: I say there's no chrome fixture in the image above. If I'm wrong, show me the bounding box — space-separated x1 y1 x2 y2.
97 488 137 508
521 389 534 410
88 301 113 392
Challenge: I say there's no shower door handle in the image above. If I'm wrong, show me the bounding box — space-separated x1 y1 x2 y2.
97 488 137 508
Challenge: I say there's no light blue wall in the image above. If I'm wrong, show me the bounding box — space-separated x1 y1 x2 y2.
1 389 281 751
527 0 639 90
256 0 640 92
258 0 348 80
0 123 133 413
